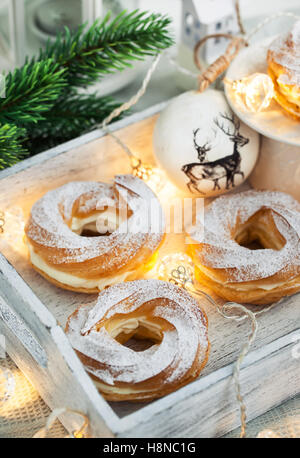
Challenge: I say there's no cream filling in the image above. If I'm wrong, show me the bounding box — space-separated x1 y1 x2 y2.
197 263 299 291
276 76 300 109
28 244 135 290
71 209 122 235
109 317 162 340
110 318 141 338
93 379 152 395
278 85 300 109
90 318 163 394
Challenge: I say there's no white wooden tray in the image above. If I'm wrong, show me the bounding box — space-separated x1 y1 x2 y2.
0 102 299 438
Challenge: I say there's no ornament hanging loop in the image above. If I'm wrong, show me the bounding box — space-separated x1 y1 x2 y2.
194 35 247 93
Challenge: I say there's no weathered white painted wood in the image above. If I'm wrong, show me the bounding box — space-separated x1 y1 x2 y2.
0 101 167 180
0 252 56 328
2 239 299 391
119 333 300 438
1 258 297 438
0 296 47 368
0 255 117 437
0 105 299 437
0 321 115 437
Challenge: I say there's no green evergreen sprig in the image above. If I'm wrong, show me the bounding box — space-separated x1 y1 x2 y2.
0 124 27 169
0 10 173 169
0 60 66 125
24 93 123 153
34 10 173 87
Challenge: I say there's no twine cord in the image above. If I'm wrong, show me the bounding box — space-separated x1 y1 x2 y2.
195 35 246 92
235 0 246 35
6 54 163 439
229 304 258 438
169 264 280 438
192 0 248 91
245 11 300 42
192 5 300 92
101 54 161 130
0 56 162 232
100 54 161 160
103 128 134 158
192 287 277 437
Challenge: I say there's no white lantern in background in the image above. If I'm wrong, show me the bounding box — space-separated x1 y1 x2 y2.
0 0 25 69
153 89 260 197
176 0 240 90
0 0 139 94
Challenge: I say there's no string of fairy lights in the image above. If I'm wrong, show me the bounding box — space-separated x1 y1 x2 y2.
1 8 300 439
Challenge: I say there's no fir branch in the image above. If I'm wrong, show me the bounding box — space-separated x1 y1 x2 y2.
34 10 173 87
0 59 66 126
24 93 123 153
0 10 173 167
0 124 28 169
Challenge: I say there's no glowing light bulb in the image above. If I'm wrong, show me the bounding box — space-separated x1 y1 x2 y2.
130 156 166 194
71 430 85 438
70 412 89 438
257 429 281 438
158 253 195 288
225 73 274 113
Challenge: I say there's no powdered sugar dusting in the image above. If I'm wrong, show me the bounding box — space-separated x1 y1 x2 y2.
66 280 209 389
269 21 300 85
25 175 165 273
189 191 300 282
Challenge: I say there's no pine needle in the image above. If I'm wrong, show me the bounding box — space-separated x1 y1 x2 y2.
0 10 173 167
0 124 28 169
0 59 66 125
34 10 174 87
24 93 123 153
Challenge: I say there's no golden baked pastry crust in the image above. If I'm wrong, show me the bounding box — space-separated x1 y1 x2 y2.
25 175 165 293
65 280 210 401
267 57 300 120
188 191 300 305
267 23 300 120
194 264 300 305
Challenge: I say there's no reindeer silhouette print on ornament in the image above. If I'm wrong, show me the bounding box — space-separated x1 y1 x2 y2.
153 89 260 197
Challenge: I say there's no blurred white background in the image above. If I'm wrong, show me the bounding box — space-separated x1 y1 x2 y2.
1 0 300 102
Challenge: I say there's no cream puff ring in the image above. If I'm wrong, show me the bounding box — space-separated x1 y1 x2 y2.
188 190 300 305
65 279 209 401
25 175 165 293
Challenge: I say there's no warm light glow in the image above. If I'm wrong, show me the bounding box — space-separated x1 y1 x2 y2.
225 73 274 113
158 253 195 288
0 367 16 407
0 366 41 416
0 207 25 255
143 250 160 274
72 430 85 438
0 211 5 234
257 429 281 438
130 156 166 194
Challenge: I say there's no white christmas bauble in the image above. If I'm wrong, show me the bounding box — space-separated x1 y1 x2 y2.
153 89 260 196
